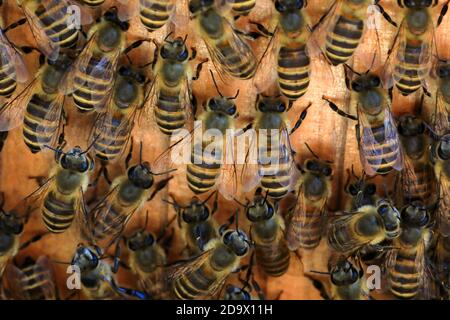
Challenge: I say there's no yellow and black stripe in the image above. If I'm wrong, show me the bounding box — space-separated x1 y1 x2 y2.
93 116 131 161
139 0 174 32
394 43 428 95
81 0 105 6
42 191 76 233
172 265 218 300
389 245 421 299
293 202 324 249
35 0 78 49
72 56 113 112
92 203 127 241
22 95 59 153
216 38 256 79
230 0 255 16
362 124 401 175
277 44 310 100
155 89 186 135
15 259 55 300
325 15 364 66
0 44 17 97
187 142 221 194
255 240 290 277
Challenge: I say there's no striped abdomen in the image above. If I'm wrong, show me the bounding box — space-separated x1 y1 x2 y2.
92 203 128 242
403 162 434 202
172 263 218 300
154 88 185 135
277 44 310 100
231 0 255 15
325 15 364 66
42 191 76 233
23 94 60 153
35 0 78 49
258 135 291 199
255 241 290 277
73 56 114 112
82 0 105 6
361 124 401 175
215 37 256 79
187 142 221 194
94 117 131 161
394 42 430 95
389 245 421 299
0 44 17 97
288 200 324 250
17 264 55 300
139 0 174 31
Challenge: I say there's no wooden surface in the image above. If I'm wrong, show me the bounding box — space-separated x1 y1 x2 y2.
0 0 449 300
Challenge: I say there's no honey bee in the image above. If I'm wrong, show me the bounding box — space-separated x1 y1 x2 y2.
26 142 95 234
2 256 57 300
388 201 432 299
343 167 378 211
286 144 333 251
380 0 448 96
397 113 435 205
431 59 450 136
69 7 142 113
138 0 176 32
92 65 147 162
89 142 174 247
17 0 87 59
120 212 172 300
327 199 401 255
429 133 450 235
165 191 219 256
148 35 207 136
237 187 290 277
169 217 251 300
313 0 382 67
184 71 239 199
241 94 310 199
227 0 256 17
328 257 369 300
0 53 74 154
188 0 257 79
324 69 403 176
70 245 148 300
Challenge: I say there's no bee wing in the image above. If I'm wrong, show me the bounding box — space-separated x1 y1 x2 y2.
251 27 279 93
432 87 450 136
3 263 27 299
204 18 255 80
401 154 421 202
34 93 67 153
0 77 39 131
167 248 213 282
216 131 238 200
240 127 262 192
437 173 450 236
382 18 407 89
23 175 56 208
357 105 403 176
19 1 62 60
0 30 29 83
32 256 57 300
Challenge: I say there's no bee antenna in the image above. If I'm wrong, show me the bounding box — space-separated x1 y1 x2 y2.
182 34 188 45
202 190 217 205
343 64 360 76
304 142 319 159
233 198 248 208
151 168 177 176
139 141 143 164
81 135 100 155
164 32 173 43
263 189 269 205
44 145 66 155
209 70 223 97
309 270 330 275
230 89 240 100
235 209 239 232
142 210 149 232
51 259 72 265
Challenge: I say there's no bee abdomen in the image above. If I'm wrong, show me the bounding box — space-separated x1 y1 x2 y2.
0 59 17 97
155 90 185 135
255 242 290 277
92 205 126 241
216 40 256 79
23 95 59 153
259 147 291 199
277 44 310 100
42 192 76 233
172 267 216 300
394 43 429 95
231 0 255 15
20 265 53 300
139 0 174 31
187 144 221 194
94 120 129 161
389 250 420 299
325 15 363 66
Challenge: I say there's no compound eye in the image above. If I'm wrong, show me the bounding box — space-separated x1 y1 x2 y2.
405 0 415 7
177 49 189 61
144 234 155 246
351 82 362 92
228 105 237 115
371 76 381 87
349 184 358 196
277 102 286 112
366 184 376 195
296 0 304 9
60 155 68 169
160 46 169 59
306 160 318 172
275 0 287 12
323 166 332 176
377 204 389 215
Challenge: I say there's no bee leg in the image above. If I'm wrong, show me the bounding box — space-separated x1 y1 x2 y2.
125 139 134 169
422 86 431 97
438 0 449 26
374 1 398 28
234 27 265 41
323 96 358 121
147 176 174 201
192 58 208 81
19 232 50 251
124 39 153 65
290 102 311 135
248 21 274 38
388 87 393 101
2 18 27 33
189 47 197 61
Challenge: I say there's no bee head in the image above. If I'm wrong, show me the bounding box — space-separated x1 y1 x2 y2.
99 7 128 51
330 259 359 286
246 189 274 222
0 210 23 235
58 147 94 173
348 180 376 197
103 7 129 30
351 74 381 92
182 198 210 223
161 37 189 62
257 96 287 113
438 61 450 78
304 159 333 176
127 231 155 251
376 199 401 239
207 97 237 116
189 0 214 14
403 0 433 8
225 284 251 300
275 0 305 12
438 134 450 160
401 201 430 228
221 229 250 257
71 246 100 273
397 115 425 136
127 162 154 189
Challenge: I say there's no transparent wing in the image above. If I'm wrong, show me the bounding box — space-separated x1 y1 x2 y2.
216 130 238 200
0 77 38 131
401 154 421 202
432 86 450 136
382 18 407 89
0 30 29 83
32 256 57 300
239 126 262 192
437 173 450 236
3 263 27 299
